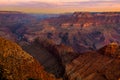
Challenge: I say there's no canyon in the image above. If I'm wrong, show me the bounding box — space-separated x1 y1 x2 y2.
0 11 120 80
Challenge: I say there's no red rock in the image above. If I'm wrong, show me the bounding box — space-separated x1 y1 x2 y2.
0 37 57 80
99 42 120 58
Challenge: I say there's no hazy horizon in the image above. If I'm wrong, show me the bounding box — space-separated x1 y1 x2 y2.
0 0 120 14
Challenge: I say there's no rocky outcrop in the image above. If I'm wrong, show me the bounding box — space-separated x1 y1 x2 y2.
0 37 57 80
99 42 120 57
65 43 120 80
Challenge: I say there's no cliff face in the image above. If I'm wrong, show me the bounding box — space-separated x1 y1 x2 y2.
20 12 120 53
21 38 65 78
0 12 120 53
0 37 57 80
99 42 120 58
65 43 120 80
21 38 78 79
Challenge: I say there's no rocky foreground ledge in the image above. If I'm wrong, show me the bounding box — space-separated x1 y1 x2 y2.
65 42 120 80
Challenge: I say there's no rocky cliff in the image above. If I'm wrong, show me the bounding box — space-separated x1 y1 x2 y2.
21 38 78 79
0 37 57 80
65 43 120 80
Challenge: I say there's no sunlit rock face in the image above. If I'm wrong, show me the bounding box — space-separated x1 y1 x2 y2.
65 43 120 80
99 42 120 58
0 37 57 80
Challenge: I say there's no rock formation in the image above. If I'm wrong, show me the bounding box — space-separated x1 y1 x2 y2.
65 43 120 80
0 11 120 53
0 37 57 80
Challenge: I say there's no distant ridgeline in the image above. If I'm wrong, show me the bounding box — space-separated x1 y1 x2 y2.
0 11 120 53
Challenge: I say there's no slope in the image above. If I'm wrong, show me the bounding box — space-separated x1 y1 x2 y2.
0 37 56 80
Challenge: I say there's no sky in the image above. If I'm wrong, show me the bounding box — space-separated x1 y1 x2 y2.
0 0 120 13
